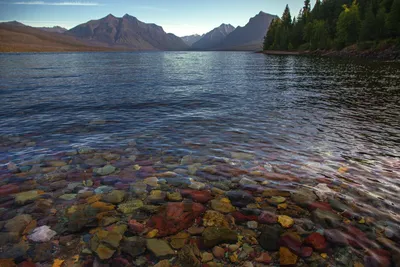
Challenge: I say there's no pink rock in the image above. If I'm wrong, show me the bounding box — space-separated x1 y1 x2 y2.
147 202 205 237
300 246 313 258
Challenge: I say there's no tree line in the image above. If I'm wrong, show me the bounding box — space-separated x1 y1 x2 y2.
263 0 400 51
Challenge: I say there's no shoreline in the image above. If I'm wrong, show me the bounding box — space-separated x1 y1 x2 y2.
262 47 400 61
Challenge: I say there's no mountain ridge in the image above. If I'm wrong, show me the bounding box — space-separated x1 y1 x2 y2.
191 23 235 50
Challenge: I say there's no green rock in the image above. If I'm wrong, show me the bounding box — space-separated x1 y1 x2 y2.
118 200 144 214
102 190 125 204
146 239 175 258
4 214 32 234
167 192 183 202
14 190 41 205
94 165 116 176
328 198 348 212
121 236 146 258
202 227 238 248
59 194 77 201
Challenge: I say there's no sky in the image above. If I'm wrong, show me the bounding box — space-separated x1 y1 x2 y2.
0 0 304 36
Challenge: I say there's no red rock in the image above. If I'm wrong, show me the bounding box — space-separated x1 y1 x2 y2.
180 189 212 203
255 252 272 263
279 235 302 255
304 233 327 251
300 247 313 258
258 211 277 224
0 184 20 196
231 211 258 222
308 202 332 211
111 257 131 267
147 202 205 237
365 249 391 267
128 220 145 234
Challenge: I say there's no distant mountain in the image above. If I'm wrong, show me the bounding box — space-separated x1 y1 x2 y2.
191 24 235 50
38 26 67 34
216 11 277 50
67 14 188 51
181 34 204 46
0 21 113 52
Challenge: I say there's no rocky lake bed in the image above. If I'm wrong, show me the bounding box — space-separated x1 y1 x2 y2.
0 135 399 267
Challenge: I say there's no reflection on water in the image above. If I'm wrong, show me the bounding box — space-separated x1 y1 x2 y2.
0 52 399 265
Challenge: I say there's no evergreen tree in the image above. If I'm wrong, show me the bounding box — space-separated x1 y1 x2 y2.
360 3 378 40
336 1 361 47
386 0 400 37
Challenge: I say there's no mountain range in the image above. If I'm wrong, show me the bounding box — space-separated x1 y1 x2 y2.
0 11 276 52
191 24 235 50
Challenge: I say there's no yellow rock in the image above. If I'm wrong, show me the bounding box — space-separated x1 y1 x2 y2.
358 218 366 224
321 253 328 259
87 195 101 204
229 252 238 263
278 215 294 228
354 262 364 267
338 166 348 173
91 201 115 212
220 198 231 203
147 229 159 238
278 203 288 210
52 259 64 267
280 247 298 265
134 164 141 170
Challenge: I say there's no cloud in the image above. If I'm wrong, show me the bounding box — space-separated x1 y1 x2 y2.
12 1 101 6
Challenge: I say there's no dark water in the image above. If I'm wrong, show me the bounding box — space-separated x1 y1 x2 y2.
1 52 400 263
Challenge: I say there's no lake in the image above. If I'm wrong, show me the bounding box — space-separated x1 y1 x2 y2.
0 52 400 265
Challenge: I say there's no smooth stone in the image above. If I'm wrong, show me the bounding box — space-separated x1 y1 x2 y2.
144 177 159 187
203 210 229 228
147 190 166 204
94 165 116 176
94 185 113 194
278 215 295 228
258 225 283 251
146 239 175 258
312 209 341 228
328 198 348 212
154 260 171 267
305 232 327 251
226 190 254 207
210 198 236 213
59 194 77 201
247 221 258 229
291 188 317 208
189 181 206 190
95 244 116 260
118 200 144 214
188 226 205 235
28 225 57 242
167 192 182 202
202 227 238 248
202 252 214 262
102 190 125 204
5 214 32 234
313 184 336 201
14 190 42 205
280 247 298 265
178 244 201 267
212 246 225 259
170 232 190 249
239 177 258 186
120 236 146 258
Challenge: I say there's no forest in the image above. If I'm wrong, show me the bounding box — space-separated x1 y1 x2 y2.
263 0 400 51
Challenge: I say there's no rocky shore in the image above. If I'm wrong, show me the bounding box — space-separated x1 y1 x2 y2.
0 137 399 267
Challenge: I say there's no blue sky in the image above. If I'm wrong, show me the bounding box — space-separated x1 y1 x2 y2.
0 0 304 36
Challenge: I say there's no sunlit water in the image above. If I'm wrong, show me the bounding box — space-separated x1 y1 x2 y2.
0 51 400 263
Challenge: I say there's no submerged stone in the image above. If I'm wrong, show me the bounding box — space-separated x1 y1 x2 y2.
202 227 238 248
146 239 175 258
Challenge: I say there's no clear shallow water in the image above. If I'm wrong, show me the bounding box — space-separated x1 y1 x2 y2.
0 52 400 264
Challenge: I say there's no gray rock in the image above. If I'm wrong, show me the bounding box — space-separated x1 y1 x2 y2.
121 236 146 258
291 188 317 208
94 165 116 176
328 198 348 212
312 209 342 228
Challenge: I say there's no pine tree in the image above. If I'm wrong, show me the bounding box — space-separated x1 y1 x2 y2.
336 1 361 47
386 0 400 37
360 3 378 40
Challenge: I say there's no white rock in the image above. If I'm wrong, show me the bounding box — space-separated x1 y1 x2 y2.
239 177 258 186
313 183 336 201
247 221 258 229
28 226 57 242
